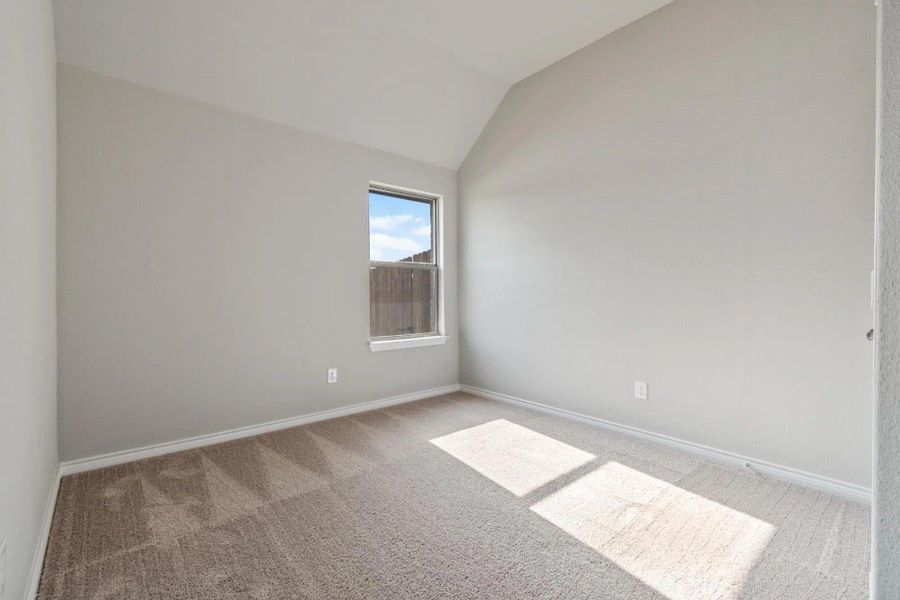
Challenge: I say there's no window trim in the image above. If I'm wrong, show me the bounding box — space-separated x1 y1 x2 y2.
369 260 437 271
367 181 445 350
369 335 449 352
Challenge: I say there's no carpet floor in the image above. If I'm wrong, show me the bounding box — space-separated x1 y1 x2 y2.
39 392 870 599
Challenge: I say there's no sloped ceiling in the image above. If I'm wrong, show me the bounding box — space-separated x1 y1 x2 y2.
54 0 672 168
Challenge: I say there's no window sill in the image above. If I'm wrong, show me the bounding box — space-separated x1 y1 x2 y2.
369 335 449 352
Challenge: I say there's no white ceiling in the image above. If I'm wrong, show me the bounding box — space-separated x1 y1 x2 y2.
54 0 672 168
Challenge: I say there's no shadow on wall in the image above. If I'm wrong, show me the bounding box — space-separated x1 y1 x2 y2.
431 419 776 600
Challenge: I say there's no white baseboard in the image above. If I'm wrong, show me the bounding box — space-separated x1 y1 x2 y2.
25 467 61 600
461 384 872 504
59 384 461 476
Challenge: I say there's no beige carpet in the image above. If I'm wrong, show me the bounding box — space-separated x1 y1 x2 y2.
39 392 870 599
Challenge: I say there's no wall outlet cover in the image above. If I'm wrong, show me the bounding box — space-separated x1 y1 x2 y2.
327 368 338 384
634 381 648 400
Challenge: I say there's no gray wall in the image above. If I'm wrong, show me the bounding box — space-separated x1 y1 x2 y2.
58 65 458 462
0 0 58 597
460 0 875 487
875 0 900 595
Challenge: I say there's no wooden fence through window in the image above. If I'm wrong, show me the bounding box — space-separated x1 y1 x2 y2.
369 250 436 337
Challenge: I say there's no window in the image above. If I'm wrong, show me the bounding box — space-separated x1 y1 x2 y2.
368 183 442 346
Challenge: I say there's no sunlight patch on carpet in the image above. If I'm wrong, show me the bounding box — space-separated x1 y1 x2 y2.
430 419 595 496
531 461 775 600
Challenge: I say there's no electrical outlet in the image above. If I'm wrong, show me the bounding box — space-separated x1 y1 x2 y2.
0 539 7 599
327 368 338 384
634 381 648 400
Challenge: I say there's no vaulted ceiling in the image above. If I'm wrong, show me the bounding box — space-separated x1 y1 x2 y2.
54 0 672 168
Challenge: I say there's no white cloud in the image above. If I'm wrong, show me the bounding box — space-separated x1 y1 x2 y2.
370 233 424 261
412 225 432 238
370 233 422 252
369 214 415 231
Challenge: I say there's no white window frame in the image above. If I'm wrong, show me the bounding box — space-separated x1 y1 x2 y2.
368 181 447 352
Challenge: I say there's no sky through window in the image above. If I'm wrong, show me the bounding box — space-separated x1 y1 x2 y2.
369 191 433 262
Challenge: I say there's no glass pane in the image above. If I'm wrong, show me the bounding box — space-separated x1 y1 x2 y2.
369 191 433 263
370 265 437 337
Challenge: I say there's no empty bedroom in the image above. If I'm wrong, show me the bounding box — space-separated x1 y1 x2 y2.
2 0 900 598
